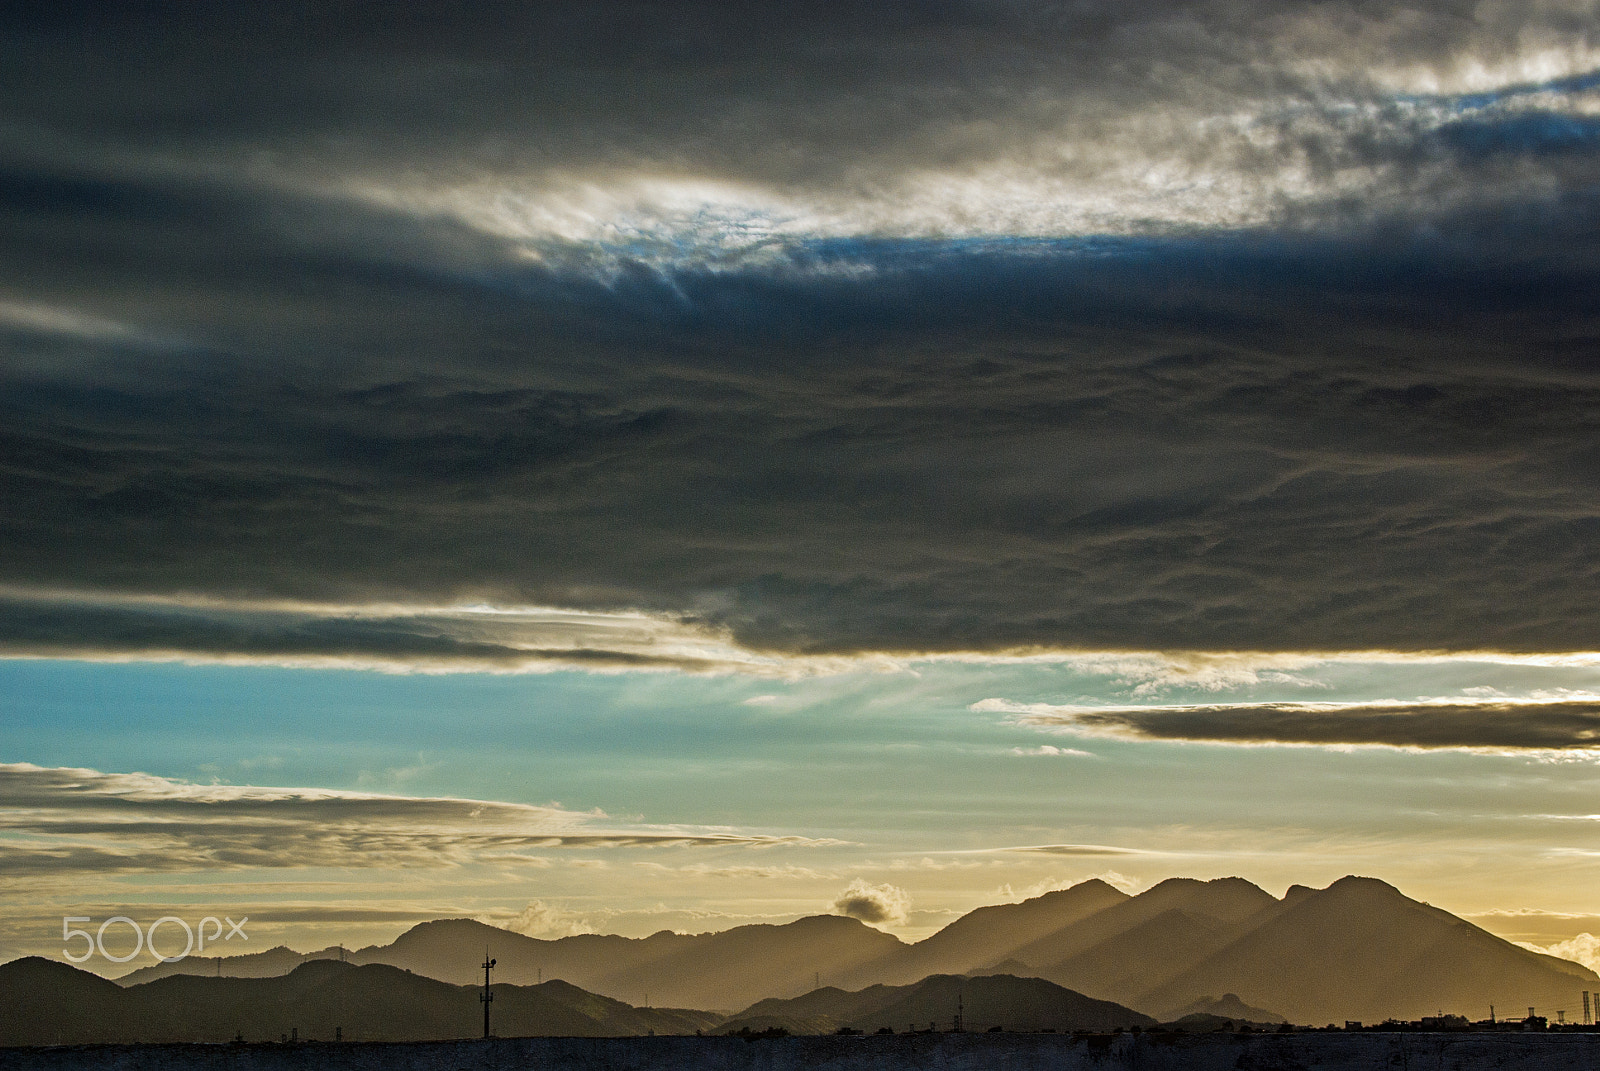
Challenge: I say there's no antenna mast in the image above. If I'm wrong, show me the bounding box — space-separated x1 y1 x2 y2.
480 952 496 1039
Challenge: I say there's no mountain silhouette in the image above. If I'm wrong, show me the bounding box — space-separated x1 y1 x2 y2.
119 944 340 985
722 973 1156 1035
327 913 905 1011
0 957 719 1045
1134 875 1597 1024
1173 992 1286 1024
1012 877 1278 977
879 878 1129 983
72 875 1600 1025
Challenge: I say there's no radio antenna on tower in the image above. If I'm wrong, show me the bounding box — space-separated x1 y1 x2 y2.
480 950 496 1039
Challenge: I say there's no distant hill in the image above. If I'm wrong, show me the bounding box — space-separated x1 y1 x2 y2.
1173 993 1286 1024
118 944 341 985
0 957 719 1045
721 973 1155 1035
77 874 1600 1025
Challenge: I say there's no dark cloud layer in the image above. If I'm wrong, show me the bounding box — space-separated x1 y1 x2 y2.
0 593 742 672
991 698 1600 751
5 2 1596 208
0 3 1597 659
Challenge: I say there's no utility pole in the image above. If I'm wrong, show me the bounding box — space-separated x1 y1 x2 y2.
480 954 496 1039
336 945 346 1042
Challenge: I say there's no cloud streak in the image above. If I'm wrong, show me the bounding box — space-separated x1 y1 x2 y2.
927 843 1156 858
980 696 1600 752
0 763 838 882
0 588 796 674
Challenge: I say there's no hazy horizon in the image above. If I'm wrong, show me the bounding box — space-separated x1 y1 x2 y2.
13 865 1600 984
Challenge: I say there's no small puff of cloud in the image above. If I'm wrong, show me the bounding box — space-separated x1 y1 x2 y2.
495 899 595 940
831 878 910 927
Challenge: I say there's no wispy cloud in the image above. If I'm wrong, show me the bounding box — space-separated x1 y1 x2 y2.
0 763 840 882
0 300 167 347
940 843 1157 858
979 696 1600 753
634 861 835 881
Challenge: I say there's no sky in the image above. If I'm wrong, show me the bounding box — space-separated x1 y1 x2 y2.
2 1 1600 974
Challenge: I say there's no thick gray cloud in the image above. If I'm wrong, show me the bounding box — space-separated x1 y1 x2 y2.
0 2 1597 660
0 764 836 881
6 2 1596 227
983 697 1600 751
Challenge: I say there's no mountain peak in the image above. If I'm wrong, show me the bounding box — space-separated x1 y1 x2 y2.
802 913 880 929
1177 992 1286 1023
401 916 502 934
1322 874 1404 899
1066 877 1118 893
1 955 100 978
1133 875 1275 921
1148 875 1262 893
284 958 355 980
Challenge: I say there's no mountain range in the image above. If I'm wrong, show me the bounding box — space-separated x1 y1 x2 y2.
0 958 1155 1046
103 875 1598 1025
0 957 721 1046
